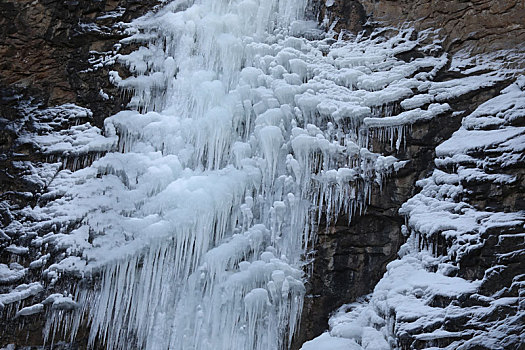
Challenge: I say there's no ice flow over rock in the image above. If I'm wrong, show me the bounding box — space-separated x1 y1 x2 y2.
2 0 469 348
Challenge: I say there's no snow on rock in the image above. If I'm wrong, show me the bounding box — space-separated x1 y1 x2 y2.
0 264 26 284
302 332 364 350
0 283 43 308
2 0 522 349
16 303 44 317
305 76 525 350
18 104 116 163
364 103 451 129
437 79 525 158
49 295 78 311
4 245 29 255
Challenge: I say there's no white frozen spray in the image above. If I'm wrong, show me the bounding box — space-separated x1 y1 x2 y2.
20 1 454 349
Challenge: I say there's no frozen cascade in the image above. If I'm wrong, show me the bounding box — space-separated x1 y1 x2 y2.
15 1 471 349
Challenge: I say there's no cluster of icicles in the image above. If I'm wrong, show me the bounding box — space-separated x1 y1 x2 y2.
41 0 416 349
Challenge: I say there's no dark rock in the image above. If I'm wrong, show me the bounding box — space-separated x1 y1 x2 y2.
295 2 524 344
0 0 160 125
312 0 367 33
0 0 159 348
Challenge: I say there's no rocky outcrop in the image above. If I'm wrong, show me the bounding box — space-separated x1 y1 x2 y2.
296 57 517 348
0 0 158 348
0 0 159 123
313 0 525 57
302 76 525 350
0 0 159 209
311 0 367 33
299 1 525 348
359 0 525 55
386 76 525 349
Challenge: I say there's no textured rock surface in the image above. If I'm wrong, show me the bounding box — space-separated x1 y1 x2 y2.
313 0 525 56
0 0 157 347
302 77 525 349
0 0 159 203
0 0 159 121
298 0 525 348
295 63 516 347
359 0 525 55
312 0 367 33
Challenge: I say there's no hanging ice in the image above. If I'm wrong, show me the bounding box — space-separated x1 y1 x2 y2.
13 1 460 349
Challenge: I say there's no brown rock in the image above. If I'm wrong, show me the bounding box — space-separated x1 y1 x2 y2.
358 0 525 55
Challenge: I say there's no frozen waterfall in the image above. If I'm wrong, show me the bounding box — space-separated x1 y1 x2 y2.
33 0 428 349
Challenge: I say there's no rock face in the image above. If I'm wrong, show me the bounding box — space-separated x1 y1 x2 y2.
359 0 525 55
296 60 516 348
313 0 525 55
0 0 524 349
297 1 525 348
0 0 157 347
311 0 367 33
0 0 159 123
0 0 159 203
302 76 525 350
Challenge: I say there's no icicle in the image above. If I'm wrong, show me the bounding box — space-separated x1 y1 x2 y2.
36 6 438 350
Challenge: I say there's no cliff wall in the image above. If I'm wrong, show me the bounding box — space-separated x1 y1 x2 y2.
297 1 525 348
1 0 524 349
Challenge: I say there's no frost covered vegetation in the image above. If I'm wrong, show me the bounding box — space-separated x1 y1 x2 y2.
1 0 524 349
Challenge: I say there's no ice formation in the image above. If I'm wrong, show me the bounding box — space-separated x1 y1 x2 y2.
302 74 525 349
3 0 407 348
3 0 522 349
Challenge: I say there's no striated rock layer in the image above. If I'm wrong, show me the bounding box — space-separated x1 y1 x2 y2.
0 0 160 111
359 0 525 55
313 0 525 56
300 1 525 349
